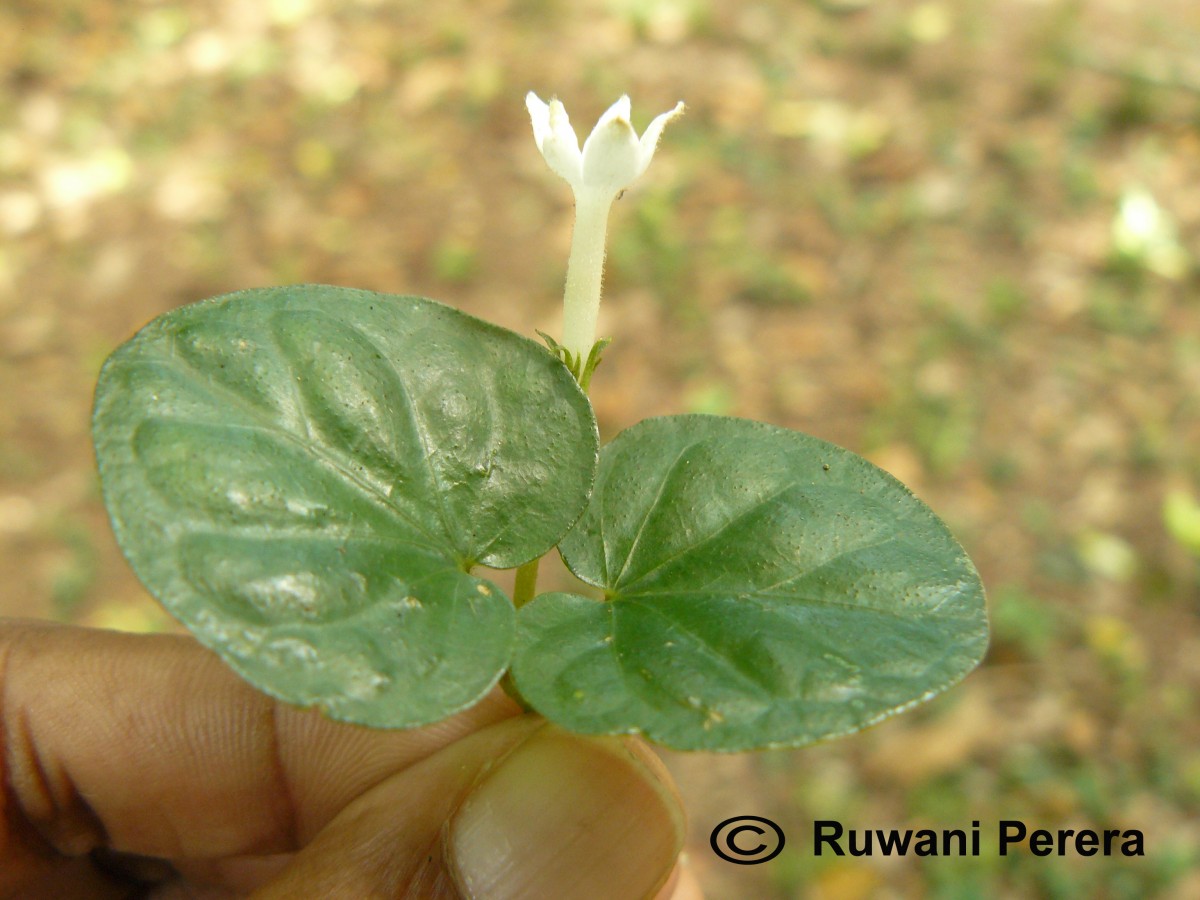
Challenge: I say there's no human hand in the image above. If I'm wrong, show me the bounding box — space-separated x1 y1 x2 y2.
0 619 701 899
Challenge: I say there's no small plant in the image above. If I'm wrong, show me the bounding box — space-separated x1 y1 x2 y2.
92 94 987 752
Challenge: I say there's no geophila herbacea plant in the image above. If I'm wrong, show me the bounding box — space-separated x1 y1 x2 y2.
92 94 988 752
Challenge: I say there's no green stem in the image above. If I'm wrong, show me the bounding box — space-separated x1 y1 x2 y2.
512 555 541 609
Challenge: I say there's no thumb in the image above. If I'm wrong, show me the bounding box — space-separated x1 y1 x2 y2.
252 716 686 900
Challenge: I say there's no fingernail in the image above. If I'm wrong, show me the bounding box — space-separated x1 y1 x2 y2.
448 727 684 900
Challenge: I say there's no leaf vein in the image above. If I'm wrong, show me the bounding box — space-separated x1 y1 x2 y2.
135 357 444 549
613 442 699 587
617 481 797 592
618 598 777 698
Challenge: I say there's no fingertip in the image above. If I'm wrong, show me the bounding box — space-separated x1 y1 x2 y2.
448 728 685 900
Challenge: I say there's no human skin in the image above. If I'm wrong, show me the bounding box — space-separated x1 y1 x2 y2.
0 619 702 899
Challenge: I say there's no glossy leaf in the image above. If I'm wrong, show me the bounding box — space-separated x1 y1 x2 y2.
94 285 598 727
512 415 988 751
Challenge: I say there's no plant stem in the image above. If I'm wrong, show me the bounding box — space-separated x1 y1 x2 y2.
503 197 609 702
561 191 613 363
512 555 541 609
504 558 539 708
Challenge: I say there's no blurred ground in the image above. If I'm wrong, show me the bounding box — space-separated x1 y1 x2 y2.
1 0 1198 897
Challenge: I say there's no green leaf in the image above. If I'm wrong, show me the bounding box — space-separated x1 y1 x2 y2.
512 415 988 751
94 285 598 727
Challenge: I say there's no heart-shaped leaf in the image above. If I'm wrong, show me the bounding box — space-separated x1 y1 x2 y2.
512 415 988 751
94 285 598 727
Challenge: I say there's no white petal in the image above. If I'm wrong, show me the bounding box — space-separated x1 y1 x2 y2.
594 94 632 132
636 101 685 178
580 102 641 195
525 92 551 145
527 92 583 186
544 99 584 184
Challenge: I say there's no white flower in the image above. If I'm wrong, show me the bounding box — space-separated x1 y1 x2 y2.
526 92 684 370
526 93 684 201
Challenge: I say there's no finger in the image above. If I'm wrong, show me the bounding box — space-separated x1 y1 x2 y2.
252 719 686 900
0 618 519 892
656 854 704 900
